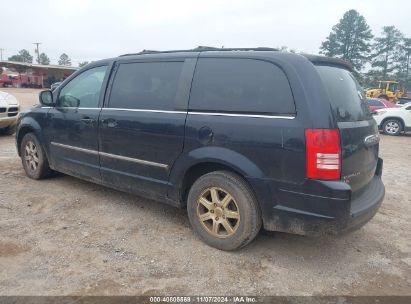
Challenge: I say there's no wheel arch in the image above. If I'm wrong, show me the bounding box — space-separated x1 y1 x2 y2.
381 116 405 131
16 118 46 157
169 147 264 207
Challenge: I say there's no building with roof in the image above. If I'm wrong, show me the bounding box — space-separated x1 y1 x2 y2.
0 61 78 88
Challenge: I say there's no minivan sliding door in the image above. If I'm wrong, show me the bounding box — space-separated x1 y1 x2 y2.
99 59 195 199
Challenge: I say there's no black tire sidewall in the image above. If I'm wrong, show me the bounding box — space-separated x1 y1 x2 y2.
383 119 402 136
187 171 261 251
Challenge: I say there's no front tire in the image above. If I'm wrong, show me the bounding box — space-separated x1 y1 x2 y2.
187 171 261 251
382 119 402 136
20 133 52 179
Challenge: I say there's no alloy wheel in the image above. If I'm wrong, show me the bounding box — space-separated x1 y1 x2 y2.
196 187 240 238
24 141 39 172
385 121 400 135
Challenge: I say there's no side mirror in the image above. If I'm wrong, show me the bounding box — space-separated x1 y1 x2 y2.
39 90 54 106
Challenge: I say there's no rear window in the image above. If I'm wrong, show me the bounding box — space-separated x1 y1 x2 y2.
189 58 295 115
316 65 371 122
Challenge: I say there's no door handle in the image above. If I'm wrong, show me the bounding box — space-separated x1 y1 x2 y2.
81 117 95 125
102 118 118 128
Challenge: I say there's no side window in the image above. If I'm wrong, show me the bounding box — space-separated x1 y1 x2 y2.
109 61 184 110
406 106 411 110
189 58 295 114
58 66 108 108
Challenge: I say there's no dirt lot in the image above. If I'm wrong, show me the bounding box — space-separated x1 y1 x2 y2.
0 88 410 296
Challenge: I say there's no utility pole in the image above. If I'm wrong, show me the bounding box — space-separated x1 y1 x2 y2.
33 42 41 64
0 48 4 61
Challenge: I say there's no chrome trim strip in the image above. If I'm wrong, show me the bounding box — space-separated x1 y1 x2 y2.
51 142 99 155
99 152 168 169
54 107 100 110
188 111 295 119
47 106 295 118
103 108 186 114
50 142 168 169
102 108 295 119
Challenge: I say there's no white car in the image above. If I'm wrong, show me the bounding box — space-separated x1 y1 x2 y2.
373 102 411 136
0 91 20 135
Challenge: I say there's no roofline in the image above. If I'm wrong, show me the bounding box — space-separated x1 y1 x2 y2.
301 54 353 71
120 46 278 57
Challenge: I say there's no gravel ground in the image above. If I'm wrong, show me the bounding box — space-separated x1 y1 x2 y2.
0 88 410 296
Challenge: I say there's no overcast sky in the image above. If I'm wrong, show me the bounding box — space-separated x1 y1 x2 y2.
1 0 410 66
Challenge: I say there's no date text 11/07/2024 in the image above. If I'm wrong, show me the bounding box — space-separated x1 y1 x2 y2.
149 296 258 303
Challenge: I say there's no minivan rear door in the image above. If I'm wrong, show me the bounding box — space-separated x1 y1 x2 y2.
316 65 379 193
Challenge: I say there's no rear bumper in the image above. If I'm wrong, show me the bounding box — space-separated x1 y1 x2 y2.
256 158 385 236
340 175 384 234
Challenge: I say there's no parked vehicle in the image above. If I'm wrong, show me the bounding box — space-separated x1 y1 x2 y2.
373 102 411 136
0 76 13 88
366 98 397 112
0 91 20 135
15 48 385 250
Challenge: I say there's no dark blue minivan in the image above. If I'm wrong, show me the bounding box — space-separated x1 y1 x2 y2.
16 48 385 250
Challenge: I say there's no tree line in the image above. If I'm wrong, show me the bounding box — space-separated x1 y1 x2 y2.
7 50 89 67
320 9 410 90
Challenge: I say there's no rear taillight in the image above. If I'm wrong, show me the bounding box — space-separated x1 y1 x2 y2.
305 129 341 180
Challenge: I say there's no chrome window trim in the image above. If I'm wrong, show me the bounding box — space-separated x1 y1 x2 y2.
53 107 101 110
48 106 295 118
188 111 295 119
50 142 168 169
101 107 295 119
103 108 186 114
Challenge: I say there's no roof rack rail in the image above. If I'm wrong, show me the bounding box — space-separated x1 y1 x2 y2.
119 46 278 57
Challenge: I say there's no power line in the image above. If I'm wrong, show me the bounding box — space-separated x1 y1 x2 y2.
33 42 41 63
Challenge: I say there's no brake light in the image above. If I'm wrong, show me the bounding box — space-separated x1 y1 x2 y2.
305 129 341 180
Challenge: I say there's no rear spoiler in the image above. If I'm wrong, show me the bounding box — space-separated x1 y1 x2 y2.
301 54 353 72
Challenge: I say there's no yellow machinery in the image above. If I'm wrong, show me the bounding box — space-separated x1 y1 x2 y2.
365 81 405 100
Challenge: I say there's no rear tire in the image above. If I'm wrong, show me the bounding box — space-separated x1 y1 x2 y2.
382 119 402 136
187 171 261 251
20 133 52 179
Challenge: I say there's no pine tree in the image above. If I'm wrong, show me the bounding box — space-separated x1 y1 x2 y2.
58 53 72 66
370 26 404 79
320 9 373 71
8 49 33 63
38 53 50 65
